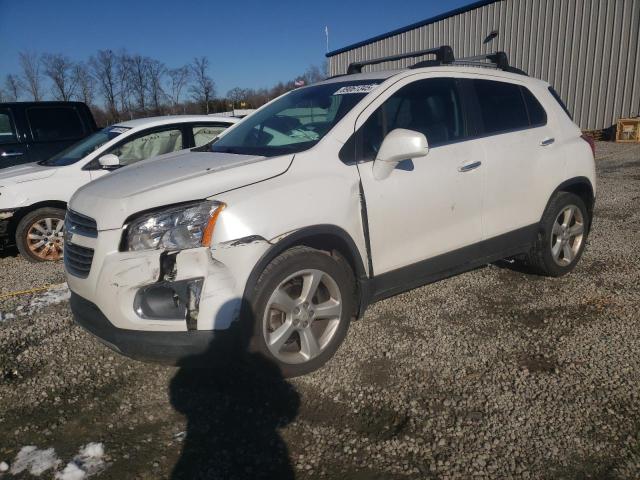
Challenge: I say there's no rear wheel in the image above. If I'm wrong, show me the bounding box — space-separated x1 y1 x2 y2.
16 208 66 263
528 192 589 277
250 246 355 377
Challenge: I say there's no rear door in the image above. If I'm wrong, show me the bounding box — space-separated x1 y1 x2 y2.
26 105 88 163
468 78 552 240
0 107 29 168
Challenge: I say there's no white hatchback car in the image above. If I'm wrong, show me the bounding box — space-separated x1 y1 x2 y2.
0 115 238 261
66 48 595 377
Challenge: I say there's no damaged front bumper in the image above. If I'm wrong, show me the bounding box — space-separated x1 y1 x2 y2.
70 292 241 365
66 229 271 362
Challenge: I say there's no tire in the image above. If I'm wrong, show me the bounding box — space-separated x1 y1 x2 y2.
16 207 66 263
249 246 356 377
528 192 590 277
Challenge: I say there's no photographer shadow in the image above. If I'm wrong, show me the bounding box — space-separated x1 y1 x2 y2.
169 299 300 480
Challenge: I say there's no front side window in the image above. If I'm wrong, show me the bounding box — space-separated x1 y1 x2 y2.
211 80 383 157
350 77 465 162
108 128 184 166
40 126 129 166
192 124 229 147
473 79 529 134
27 107 84 141
0 110 17 145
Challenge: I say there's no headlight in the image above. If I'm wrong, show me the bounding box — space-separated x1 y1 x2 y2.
125 201 225 251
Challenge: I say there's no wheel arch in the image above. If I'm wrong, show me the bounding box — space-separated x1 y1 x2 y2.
14 200 68 224
543 177 595 231
242 225 369 318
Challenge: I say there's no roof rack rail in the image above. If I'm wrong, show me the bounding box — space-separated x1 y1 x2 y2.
346 45 454 74
453 51 528 75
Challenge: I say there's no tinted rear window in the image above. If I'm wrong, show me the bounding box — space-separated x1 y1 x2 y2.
548 86 573 120
522 88 547 126
473 79 529 134
0 109 17 144
27 107 84 141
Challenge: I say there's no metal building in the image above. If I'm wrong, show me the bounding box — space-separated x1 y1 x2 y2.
326 0 640 131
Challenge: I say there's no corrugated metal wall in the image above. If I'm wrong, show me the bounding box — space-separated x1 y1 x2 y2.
328 0 640 130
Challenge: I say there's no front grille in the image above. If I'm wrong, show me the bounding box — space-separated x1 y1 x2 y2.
65 210 97 238
64 210 97 278
64 242 95 278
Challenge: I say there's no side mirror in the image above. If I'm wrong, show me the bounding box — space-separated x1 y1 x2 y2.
372 128 428 180
98 153 120 170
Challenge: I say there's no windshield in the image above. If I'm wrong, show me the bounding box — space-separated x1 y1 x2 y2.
211 80 383 157
39 126 130 166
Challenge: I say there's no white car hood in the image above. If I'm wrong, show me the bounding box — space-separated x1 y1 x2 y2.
0 162 58 185
71 150 293 230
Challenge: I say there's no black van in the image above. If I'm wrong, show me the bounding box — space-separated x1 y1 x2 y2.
0 102 98 169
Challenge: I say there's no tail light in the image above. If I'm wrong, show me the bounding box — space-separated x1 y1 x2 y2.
581 134 596 157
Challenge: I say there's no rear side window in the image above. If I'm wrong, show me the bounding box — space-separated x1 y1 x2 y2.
473 80 529 134
522 88 547 127
27 107 84 142
548 86 573 120
0 109 17 144
192 124 229 148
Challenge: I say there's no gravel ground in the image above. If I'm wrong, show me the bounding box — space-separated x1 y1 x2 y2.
0 141 639 479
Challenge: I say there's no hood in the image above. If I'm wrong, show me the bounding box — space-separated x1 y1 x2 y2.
0 162 58 185
71 150 293 230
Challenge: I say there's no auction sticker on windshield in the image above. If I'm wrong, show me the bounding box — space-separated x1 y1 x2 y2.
334 84 379 95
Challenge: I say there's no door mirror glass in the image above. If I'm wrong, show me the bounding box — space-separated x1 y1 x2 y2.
373 128 428 180
98 153 120 169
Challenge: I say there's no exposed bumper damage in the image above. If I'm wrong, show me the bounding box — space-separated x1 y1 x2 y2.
67 234 273 349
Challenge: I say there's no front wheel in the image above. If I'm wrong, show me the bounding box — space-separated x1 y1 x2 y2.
528 192 590 277
16 207 66 262
250 246 355 377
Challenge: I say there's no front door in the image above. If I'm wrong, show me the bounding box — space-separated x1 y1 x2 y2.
356 77 484 276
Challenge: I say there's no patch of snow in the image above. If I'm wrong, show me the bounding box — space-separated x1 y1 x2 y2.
56 462 85 480
10 446 59 476
0 461 8 472
29 283 70 310
0 312 16 322
55 443 106 480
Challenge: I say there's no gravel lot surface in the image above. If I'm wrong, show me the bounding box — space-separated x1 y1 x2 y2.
1 141 639 479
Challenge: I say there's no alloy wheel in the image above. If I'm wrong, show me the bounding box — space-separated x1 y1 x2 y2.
550 205 584 266
26 217 65 261
263 269 342 365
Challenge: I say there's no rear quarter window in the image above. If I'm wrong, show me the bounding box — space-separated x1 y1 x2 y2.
0 109 17 144
27 106 85 142
521 88 547 127
548 86 573 120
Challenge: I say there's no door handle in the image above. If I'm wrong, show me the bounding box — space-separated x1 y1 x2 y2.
540 137 555 146
458 161 482 172
0 151 24 157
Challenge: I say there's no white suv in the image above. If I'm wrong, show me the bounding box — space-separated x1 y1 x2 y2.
65 48 595 377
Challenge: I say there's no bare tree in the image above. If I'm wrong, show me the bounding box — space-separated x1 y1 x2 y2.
19 51 43 101
189 57 215 114
4 74 21 101
73 62 95 105
90 50 119 122
128 54 148 112
116 50 133 119
147 59 166 114
168 65 190 113
42 53 78 101
227 87 248 109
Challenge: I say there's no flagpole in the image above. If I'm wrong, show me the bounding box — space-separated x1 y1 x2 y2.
325 26 329 53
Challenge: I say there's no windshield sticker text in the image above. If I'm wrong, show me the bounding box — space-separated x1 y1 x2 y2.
333 84 378 95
